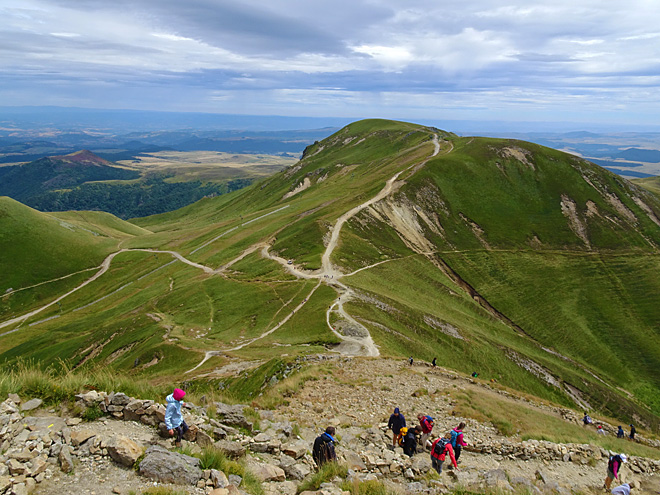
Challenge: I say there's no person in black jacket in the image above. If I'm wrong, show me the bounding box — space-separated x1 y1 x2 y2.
312 427 337 468
629 424 636 441
402 425 421 457
388 407 406 448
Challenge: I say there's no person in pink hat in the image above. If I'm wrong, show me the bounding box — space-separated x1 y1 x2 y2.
165 388 188 447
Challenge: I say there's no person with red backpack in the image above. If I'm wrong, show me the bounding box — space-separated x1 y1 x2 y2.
604 453 627 490
450 422 467 462
430 434 458 474
418 414 434 450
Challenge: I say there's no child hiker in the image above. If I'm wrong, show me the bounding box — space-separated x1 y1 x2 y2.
165 388 189 447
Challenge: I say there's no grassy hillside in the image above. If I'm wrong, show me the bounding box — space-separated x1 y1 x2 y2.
0 197 123 290
634 175 660 196
2 119 660 430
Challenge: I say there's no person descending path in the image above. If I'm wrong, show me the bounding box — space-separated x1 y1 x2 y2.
604 453 627 490
431 357 437 367
388 407 406 449
629 424 636 440
401 425 421 457
165 388 188 448
450 422 467 462
611 483 632 495
408 356 414 366
431 434 458 474
312 427 337 468
418 414 434 450
617 426 625 439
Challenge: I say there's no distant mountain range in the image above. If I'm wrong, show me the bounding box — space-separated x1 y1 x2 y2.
0 150 252 219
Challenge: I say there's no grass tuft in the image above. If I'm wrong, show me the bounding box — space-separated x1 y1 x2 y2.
297 462 348 494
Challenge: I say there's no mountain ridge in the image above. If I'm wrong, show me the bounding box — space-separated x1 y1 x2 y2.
2 119 660 432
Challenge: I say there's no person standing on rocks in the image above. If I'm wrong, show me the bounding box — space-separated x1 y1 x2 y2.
165 388 188 448
401 425 421 457
312 427 337 468
604 453 627 490
629 424 636 441
388 407 406 449
450 422 467 462
418 414 434 450
430 434 458 474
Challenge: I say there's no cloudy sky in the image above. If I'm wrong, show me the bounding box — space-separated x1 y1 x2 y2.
2 0 660 127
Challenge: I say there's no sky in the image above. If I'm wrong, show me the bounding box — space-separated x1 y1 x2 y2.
2 0 660 128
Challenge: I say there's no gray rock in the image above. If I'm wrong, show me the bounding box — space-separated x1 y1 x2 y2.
109 393 131 406
138 445 202 485
281 441 307 459
210 469 229 488
107 436 142 467
214 440 246 459
197 430 214 447
214 403 252 431
20 398 43 412
7 394 20 404
59 445 74 473
228 474 242 486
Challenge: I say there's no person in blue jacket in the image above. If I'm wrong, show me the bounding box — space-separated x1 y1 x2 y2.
165 388 188 447
388 407 406 448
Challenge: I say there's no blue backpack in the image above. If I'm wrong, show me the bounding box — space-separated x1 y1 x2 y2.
450 429 459 448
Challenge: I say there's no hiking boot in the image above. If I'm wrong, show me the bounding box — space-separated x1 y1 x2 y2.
174 441 182 448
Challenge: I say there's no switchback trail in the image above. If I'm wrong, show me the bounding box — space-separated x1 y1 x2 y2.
3 134 450 369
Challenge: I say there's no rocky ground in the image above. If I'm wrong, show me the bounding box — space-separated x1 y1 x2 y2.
0 357 658 495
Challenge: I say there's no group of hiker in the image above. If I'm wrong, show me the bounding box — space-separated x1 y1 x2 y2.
583 412 636 440
386 407 466 474
161 388 636 493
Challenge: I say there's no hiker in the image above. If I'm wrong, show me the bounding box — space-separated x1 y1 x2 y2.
388 407 406 448
471 372 478 378
430 434 458 474
312 426 337 467
409 356 414 366
611 483 631 495
604 453 627 490
450 422 467 462
582 412 593 426
617 426 625 439
165 388 188 448
431 357 437 367
629 424 636 440
418 414 434 449
597 425 607 435
401 425 421 457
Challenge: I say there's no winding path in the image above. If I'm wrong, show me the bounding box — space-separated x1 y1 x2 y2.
3 134 449 369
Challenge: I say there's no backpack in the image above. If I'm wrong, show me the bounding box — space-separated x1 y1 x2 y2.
450 429 459 447
608 455 621 472
398 427 408 446
433 438 450 456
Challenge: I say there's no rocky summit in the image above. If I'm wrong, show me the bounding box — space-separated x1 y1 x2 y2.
0 357 659 495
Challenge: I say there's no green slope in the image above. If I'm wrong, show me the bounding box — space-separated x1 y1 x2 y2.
3 120 660 430
0 197 121 290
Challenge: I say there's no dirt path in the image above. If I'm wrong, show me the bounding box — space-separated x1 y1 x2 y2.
4 134 448 368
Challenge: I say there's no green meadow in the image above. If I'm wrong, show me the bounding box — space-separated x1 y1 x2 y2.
1 119 660 431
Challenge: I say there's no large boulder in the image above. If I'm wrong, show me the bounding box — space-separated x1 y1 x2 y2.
107 436 143 467
214 440 246 459
214 402 253 430
138 445 202 485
